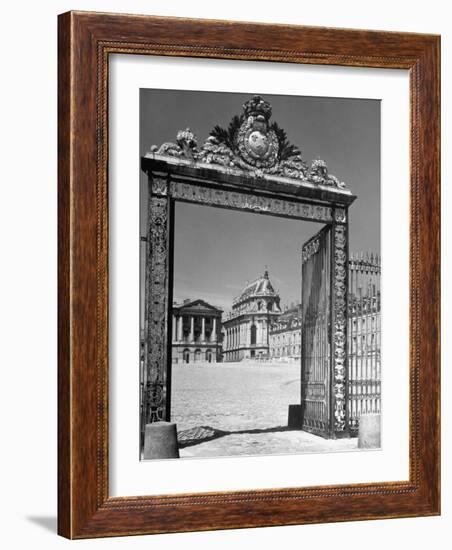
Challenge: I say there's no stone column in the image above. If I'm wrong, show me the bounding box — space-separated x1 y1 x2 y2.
178 316 183 342
172 315 176 343
189 316 194 343
201 316 206 343
212 318 217 343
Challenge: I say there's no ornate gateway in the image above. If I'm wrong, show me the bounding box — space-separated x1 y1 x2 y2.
141 95 355 439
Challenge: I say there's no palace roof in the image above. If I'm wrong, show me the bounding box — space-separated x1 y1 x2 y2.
233 270 279 306
173 299 223 314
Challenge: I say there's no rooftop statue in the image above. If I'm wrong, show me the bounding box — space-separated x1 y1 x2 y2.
149 95 347 190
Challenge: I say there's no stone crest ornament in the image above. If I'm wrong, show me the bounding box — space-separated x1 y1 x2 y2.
308 158 346 189
236 95 279 168
150 127 198 160
147 95 348 190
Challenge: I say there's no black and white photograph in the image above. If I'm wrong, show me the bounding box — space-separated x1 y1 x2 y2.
139 89 381 460
1 0 445 545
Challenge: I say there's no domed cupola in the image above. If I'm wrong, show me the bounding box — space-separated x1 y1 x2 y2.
232 269 281 314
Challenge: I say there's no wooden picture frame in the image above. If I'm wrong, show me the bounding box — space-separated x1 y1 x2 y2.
58 11 440 539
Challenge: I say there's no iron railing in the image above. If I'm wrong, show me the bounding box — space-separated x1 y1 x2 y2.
348 253 381 433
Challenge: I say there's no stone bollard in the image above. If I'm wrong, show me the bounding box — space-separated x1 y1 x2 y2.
144 421 180 459
358 413 381 449
288 404 303 429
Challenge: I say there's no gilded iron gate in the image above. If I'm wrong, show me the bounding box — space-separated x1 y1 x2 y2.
301 213 350 439
301 226 331 437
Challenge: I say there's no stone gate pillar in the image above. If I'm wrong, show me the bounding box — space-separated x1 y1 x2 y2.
144 173 172 423
330 207 350 437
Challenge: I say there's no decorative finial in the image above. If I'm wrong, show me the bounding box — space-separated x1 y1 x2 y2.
242 95 272 121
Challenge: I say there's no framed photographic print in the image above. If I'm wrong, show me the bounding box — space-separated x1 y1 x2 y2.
58 11 440 539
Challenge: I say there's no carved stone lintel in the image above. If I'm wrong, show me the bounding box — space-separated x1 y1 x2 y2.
170 181 333 223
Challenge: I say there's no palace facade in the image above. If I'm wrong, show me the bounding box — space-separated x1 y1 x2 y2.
222 270 282 361
268 304 302 362
171 299 223 364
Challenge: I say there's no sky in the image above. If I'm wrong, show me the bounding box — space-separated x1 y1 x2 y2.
140 89 380 313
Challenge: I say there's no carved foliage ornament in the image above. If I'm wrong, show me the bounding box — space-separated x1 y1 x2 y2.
149 95 347 189
332 224 347 431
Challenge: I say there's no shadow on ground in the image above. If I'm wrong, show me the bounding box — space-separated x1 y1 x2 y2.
178 425 291 448
26 516 57 533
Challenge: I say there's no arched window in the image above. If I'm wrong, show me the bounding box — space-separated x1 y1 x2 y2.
206 349 212 363
183 349 190 364
194 349 202 362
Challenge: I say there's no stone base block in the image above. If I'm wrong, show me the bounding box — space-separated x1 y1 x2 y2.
358 413 381 449
144 421 180 459
288 404 303 429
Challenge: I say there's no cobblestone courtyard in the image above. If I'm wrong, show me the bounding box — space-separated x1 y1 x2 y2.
171 362 357 458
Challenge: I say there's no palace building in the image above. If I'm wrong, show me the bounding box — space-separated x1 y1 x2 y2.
171 299 223 364
268 304 302 362
222 270 282 361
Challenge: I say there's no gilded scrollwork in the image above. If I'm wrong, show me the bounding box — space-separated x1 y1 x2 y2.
302 237 321 263
148 96 348 190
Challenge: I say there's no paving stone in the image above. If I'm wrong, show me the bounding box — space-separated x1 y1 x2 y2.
172 362 358 458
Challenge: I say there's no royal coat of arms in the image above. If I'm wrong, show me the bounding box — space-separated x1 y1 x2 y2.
236 96 279 169
149 95 347 189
